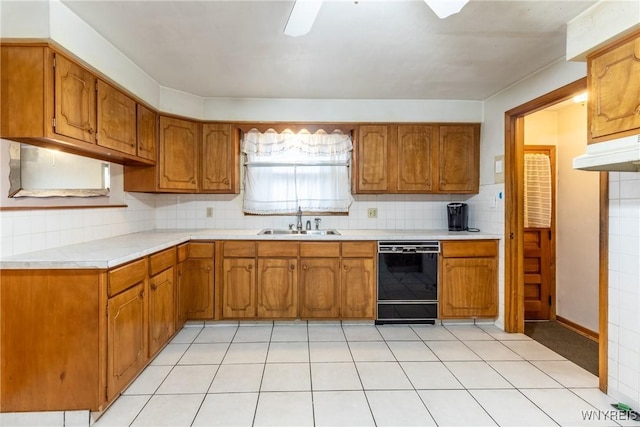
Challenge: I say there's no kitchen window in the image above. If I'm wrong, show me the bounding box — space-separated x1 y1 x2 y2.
241 128 353 214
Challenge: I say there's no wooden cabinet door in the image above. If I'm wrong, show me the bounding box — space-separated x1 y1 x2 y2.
355 125 389 192
96 80 136 155
149 267 175 357
177 258 214 321
341 258 375 318
589 34 640 141
257 258 298 318
202 123 238 193
107 282 147 402
159 116 200 191
438 125 479 193
396 125 434 192
137 104 157 161
299 258 340 318
222 258 256 318
53 53 96 143
440 257 498 318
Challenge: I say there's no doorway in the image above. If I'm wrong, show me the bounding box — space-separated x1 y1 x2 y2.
503 77 609 392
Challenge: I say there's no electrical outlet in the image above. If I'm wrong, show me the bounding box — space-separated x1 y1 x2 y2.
206 207 214 218
367 208 378 218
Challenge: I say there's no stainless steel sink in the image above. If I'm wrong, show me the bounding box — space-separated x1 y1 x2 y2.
258 228 340 236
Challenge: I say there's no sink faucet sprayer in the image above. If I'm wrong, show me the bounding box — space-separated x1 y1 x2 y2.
314 217 321 230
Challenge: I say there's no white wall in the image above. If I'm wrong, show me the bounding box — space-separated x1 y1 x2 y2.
556 103 599 332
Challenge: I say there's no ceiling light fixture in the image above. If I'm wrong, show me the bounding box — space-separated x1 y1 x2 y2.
424 0 469 19
284 0 323 37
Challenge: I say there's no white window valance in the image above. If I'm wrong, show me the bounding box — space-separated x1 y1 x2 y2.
241 129 353 215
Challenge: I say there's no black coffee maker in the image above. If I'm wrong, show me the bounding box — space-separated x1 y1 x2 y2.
447 203 468 231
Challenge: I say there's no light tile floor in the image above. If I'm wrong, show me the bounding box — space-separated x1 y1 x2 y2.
1 322 632 427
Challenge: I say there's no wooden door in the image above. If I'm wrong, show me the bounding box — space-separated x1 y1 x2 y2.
523 146 555 320
355 125 389 192
396 125 434 192
589 33 640 141
149 267 175 357
524 229 552 320
107 282 147 401
299 258 340 318
440 257 498 318
158 116 199 191
222 258 256 318
177 258 214 320
137 104 157 161
96 80 136 155
438 125 479 193
340 258 375 318
53 53 96 143
202 123 238 193
257 258 298 318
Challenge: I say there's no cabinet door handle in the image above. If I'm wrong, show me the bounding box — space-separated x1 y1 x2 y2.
302 265 308 270
206 266 211 272
139 290 145 299
247 264 253 270
290 264 296 271
150 284 158 291
87 127 94 134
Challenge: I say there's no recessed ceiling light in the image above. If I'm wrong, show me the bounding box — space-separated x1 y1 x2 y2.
284 0 323 37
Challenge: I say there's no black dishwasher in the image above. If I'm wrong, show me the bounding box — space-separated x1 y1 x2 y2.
376 241 439 324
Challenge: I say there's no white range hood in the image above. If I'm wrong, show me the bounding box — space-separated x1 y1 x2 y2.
573 134 640 172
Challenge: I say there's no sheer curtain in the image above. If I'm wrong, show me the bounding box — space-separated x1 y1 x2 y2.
242 129 353 214
524 153 552 228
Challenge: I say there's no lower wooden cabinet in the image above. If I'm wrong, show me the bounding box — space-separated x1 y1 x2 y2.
148 267 175 357
257 258 298 318
439 240 498 319
177 242 215 328
299 258 341 318
219 240 376 320
107 282 147 402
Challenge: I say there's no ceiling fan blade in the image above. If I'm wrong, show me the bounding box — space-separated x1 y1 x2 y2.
424 0 469 19
284 0 323 37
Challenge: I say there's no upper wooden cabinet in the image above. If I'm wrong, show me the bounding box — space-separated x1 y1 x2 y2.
159 116 200 191
588 31 640 142
0 43 154 165
124 119 240 194
354 123 480 194
96 79 137 155
438 125 480 193
137 104 157 162
397 125 435 192
55 53 97 144
202 123 238 193
355 125 389 192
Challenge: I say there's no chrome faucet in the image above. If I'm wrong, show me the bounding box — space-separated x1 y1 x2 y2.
314 217 322 230
296 206 303 231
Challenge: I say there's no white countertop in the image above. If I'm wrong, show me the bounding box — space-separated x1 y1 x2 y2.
0 229 501 270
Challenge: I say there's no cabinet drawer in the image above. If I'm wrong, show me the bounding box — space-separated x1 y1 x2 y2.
300 242 340 258
189 242 215 258
223 241 256 257
258 241 299 257
441 240 498 258
149 247 176 276
342 241 376 258
109 257 148 297
177 243 189 262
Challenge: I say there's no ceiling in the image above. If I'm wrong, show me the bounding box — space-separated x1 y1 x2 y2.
60 0 597 101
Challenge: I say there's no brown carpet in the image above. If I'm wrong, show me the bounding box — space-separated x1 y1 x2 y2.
524 321 598 376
